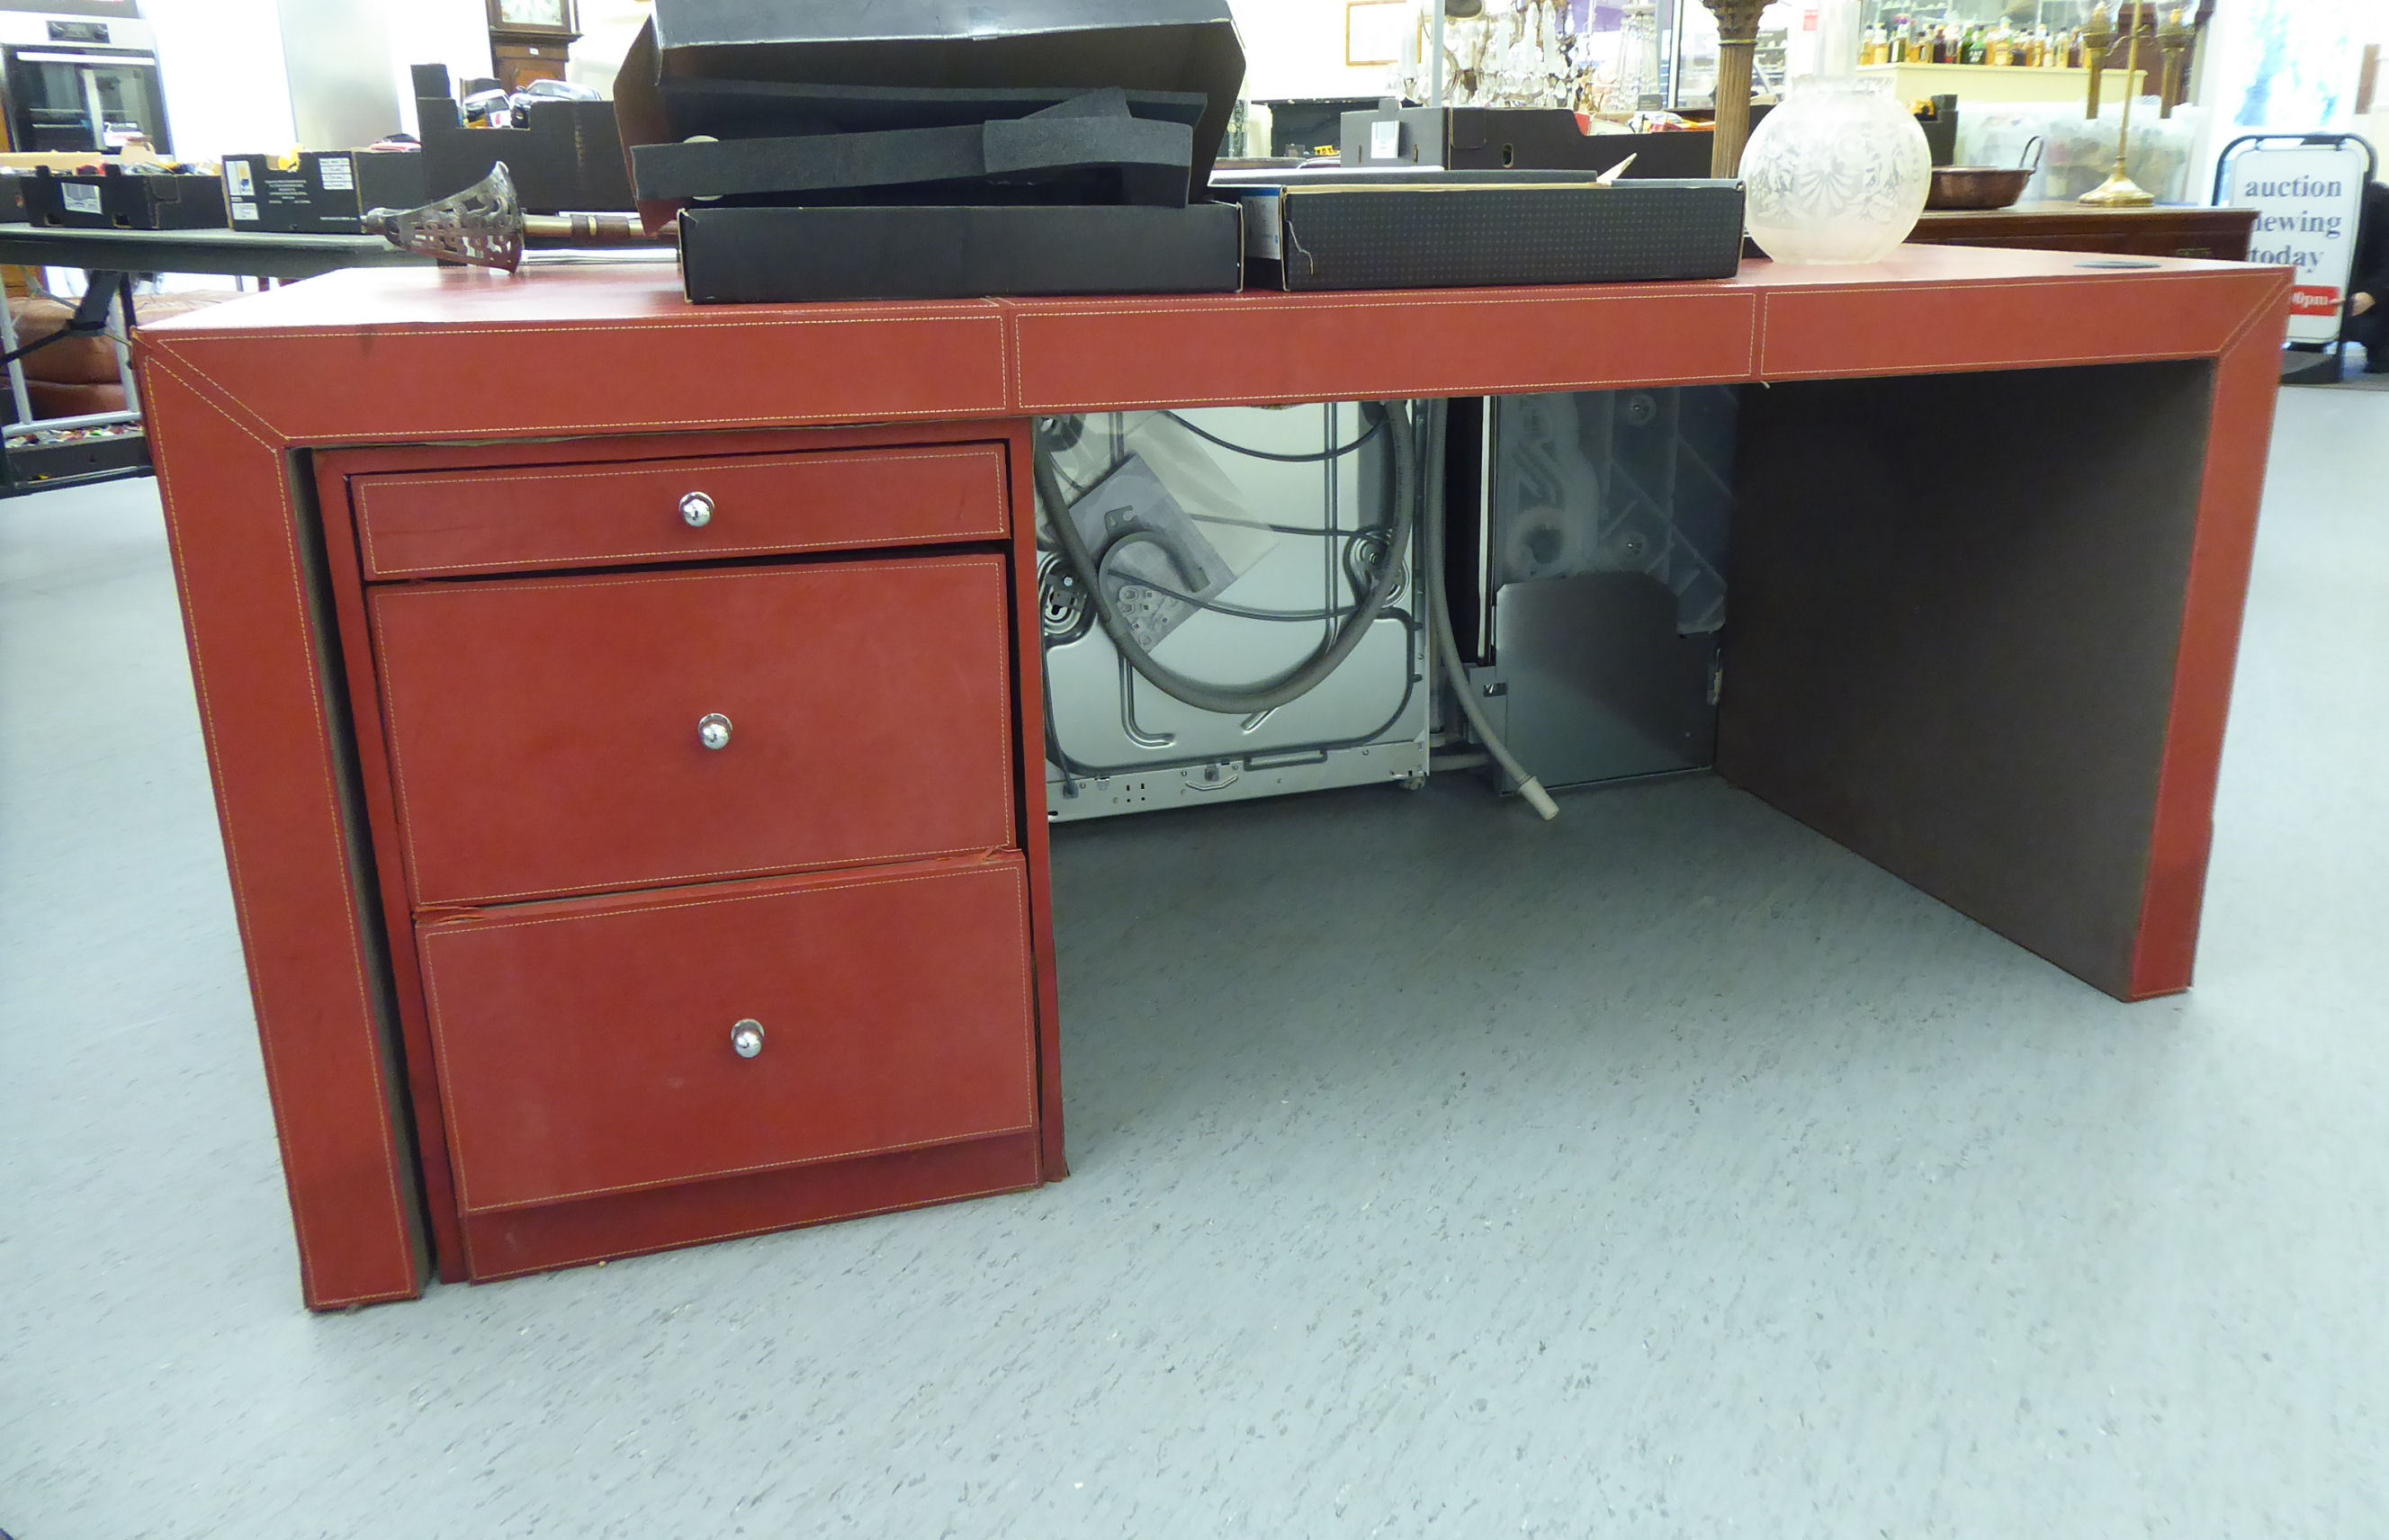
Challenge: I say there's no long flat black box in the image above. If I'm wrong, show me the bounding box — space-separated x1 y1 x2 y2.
1215 170 1744 291
224 151 427 234
615 0 1246 229
678 201 1242 303
26 167 228 230
631 91 1196 207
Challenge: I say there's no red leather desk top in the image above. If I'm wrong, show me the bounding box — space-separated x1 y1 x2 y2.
138 245 2289 445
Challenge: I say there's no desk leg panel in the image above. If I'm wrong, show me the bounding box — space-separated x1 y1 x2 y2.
1006 421 1068 1178
2131 295 2292 997
140 359 427 1307
1719 362 2215 998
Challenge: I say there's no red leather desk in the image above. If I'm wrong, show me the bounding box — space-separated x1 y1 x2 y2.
134 245 2292 1309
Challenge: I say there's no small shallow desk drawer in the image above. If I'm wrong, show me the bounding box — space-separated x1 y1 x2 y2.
417 855 1038 1214
353 444 1008 578
370 557 1016 905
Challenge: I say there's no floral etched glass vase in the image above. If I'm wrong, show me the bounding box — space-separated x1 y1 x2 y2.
1739 76 1931 264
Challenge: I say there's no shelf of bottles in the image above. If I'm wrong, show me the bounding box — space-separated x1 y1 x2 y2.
1857 3 2196 73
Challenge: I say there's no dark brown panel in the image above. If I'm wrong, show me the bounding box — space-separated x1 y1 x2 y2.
1719 361 2214 997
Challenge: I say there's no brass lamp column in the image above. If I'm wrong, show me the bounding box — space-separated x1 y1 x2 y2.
2080 0 2155 205
1704 0 1767 177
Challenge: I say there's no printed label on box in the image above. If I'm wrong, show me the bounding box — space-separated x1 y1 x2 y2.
1238 192 1282 261
1370 120 1401 162
318 156 355 192
61 183 102 214
231 199 260 222
228 162 255 197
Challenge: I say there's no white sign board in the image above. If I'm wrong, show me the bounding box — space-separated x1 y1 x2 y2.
2220 141 2371 345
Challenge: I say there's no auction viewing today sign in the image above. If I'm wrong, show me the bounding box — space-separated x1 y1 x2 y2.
2219 139 2373 346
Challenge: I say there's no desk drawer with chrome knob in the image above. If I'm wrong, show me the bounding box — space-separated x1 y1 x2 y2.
416 854 1037 1215
350 443 1007 580
368 555 1016 905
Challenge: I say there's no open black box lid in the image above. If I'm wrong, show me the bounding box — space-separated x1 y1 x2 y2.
615 0 1246 233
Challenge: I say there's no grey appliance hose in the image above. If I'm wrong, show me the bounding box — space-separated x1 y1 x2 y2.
1032 401 1417 717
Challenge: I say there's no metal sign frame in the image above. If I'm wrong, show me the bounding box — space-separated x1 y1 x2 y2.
2214 131 2377 372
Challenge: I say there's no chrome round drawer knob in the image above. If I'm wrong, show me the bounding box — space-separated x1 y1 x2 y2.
731 1019 765 1059
697 712 733 751
679 491 715 528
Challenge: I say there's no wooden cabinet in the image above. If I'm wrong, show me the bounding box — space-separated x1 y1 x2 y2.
310 425 1059 1285
1909 203 2258 263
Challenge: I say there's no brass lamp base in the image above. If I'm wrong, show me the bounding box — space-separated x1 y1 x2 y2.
2078 168 2156 206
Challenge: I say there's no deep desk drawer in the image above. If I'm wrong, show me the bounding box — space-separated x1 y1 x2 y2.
371 557 1016 905
418 855 1038 1214
352 443 1008 579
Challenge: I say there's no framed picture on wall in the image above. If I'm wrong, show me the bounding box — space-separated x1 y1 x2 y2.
487 0 579 39
1346 0 1411 67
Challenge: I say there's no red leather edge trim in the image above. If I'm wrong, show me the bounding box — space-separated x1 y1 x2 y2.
2127 273 2296 998
1000 288 1762 414
1752 270 2268 380
1003 421 1069 1179
138 352 428 1308
145 309 1016 445
311 454 472 1282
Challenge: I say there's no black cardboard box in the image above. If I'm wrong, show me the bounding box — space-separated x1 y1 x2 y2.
224 151 428 234
1340 102 1955 175
614 0 1246 232
27 167 228 230
631 89 1199 207
414 67 634 212
678 200 1243 303
1214 170 1744 291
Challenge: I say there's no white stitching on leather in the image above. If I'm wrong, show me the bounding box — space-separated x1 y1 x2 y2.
143 354 418 1297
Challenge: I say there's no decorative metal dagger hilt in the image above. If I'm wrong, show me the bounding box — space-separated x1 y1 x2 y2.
364 162 526 273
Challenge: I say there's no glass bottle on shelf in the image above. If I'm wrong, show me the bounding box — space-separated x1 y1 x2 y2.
1960 24 1985 65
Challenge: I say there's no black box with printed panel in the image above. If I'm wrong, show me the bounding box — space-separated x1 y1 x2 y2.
224 151 428 235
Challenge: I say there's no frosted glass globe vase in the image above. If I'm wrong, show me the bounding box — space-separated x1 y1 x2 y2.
1740 76 1931 264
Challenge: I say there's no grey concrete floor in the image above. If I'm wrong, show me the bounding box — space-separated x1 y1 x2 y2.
3 387 2385 1537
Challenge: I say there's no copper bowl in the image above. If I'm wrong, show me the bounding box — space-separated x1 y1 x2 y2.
1925 137 2044 210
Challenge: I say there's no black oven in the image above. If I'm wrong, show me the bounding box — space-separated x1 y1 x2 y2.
0 6 170 156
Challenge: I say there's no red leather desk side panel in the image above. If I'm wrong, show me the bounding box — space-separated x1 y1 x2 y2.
2131 273 2296 997
139 355 427 1308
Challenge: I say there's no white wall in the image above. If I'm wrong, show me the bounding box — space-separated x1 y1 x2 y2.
1228 0 1401 102
146 0 1397 161
570 0 652 95
385 0 501 136
147 0 295 160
